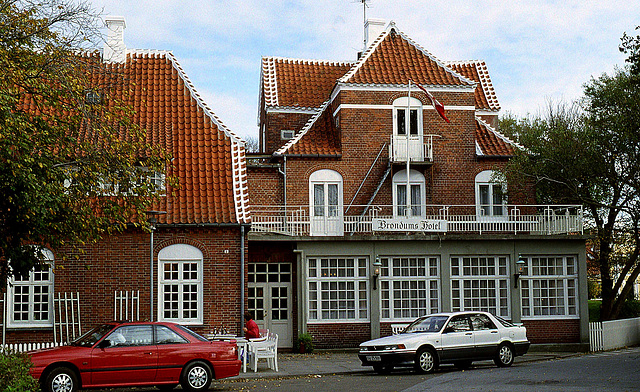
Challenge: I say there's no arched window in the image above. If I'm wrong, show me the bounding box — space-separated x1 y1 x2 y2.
393 170 426 217
309 169 343 236
7 248 54 328
158 244 203 324
475 170 507 218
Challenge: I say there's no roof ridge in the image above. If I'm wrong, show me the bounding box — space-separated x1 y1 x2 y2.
262 55 354 67
448 60 500 111
274 100 330 156
476 116 524 151
339 21 476 87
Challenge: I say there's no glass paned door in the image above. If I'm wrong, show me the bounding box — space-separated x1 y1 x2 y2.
248 263 292 347
311 182 343 236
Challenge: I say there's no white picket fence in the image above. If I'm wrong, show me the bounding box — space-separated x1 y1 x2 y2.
1 341 62 353
589 317 640 351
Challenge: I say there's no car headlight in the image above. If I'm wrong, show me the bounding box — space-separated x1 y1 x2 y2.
384 344 406 350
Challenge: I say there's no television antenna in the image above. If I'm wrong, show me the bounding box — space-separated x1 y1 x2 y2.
351 0 372 50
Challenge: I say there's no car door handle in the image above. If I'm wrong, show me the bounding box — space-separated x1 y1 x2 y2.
144 352 154 355
465 333 473 336
491 331 498 334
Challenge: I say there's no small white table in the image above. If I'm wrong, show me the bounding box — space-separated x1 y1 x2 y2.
206 335 249 372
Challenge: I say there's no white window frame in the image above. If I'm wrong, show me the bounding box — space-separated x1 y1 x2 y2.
393 97 423 137
475 170 507 219
7 249 54 328
521 255 579 319
379 256 440 321
450 255 510 318
307 256 369 323
158 244 203 325
392 170 426 218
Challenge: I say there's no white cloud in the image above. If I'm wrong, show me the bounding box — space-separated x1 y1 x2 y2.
90 0 640 128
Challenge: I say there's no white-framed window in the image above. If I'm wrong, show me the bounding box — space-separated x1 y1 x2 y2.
450 255 510 318
393 97 423 136
307 257 369 322
281 130 295 140
521 255 579 318
380 256 440 320
158 244 203 324
475 170 507 218
392 170 426 217
7 249 54 328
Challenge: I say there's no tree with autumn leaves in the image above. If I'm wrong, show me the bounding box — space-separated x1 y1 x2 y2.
500 27 640 321
0 0 169 282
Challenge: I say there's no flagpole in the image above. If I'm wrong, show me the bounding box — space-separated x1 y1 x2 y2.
406 80 411 217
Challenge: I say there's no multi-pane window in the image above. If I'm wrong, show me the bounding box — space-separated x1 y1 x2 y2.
9 263 54 327
393 170 425 218
450 256 510 318
380 256 440 320
521 256 579 318
158 244 203 324
307 257 368 322
475 170 507 217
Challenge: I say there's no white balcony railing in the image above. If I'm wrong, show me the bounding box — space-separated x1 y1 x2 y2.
389 134 440 163
250 204 584 237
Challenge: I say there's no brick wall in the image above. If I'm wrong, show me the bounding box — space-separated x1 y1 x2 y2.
307 323 371 349
522 319 581 343
2 226 246 344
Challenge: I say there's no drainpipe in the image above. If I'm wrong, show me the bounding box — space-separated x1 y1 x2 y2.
240 225 246 334
279 156 288 223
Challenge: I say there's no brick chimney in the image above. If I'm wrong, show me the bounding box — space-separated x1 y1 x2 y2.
103 16 127 63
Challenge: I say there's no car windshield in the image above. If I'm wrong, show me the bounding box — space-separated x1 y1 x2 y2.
71 324 116 347
176 324 209 342
404 315 449 333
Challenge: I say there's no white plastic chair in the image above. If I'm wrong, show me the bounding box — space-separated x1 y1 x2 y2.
248 332 278 372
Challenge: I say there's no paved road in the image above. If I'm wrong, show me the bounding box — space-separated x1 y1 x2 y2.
215 347 640 392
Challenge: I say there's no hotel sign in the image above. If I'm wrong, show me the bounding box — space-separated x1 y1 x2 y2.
372 218 448 233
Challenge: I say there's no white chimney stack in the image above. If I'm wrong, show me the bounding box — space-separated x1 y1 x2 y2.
103 16 127 63
364 19 386 50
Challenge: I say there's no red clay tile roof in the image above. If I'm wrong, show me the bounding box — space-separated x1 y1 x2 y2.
90 50 250 224
261 57 353 109
339 23 474 88
447 60 500 111
275 101 341 156
475 117 519 157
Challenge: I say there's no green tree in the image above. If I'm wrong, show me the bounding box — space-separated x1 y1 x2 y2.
0 0 168 282
500 28 640 320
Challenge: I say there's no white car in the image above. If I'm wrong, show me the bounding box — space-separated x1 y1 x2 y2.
358 311 530 373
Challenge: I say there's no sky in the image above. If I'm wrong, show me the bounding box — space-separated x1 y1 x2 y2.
88 0 640 140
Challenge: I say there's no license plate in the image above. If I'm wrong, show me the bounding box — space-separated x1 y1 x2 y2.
366 355 381 362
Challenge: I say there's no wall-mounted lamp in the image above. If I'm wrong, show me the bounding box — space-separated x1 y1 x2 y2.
514 253 526 289
372 257 382 290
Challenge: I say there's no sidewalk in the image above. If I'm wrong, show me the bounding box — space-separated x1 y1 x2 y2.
233 346 583 380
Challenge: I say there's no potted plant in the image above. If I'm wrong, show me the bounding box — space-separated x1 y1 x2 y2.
296 333 314 354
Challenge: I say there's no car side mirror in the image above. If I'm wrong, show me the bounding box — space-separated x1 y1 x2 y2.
98 339 112 349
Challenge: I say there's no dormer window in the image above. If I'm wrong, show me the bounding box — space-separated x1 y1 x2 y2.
85 90 102 105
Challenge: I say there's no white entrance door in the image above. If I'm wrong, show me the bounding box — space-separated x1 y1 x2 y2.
248 263 292 348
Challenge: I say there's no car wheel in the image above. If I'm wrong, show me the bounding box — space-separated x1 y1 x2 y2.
373 364 394 374
414 347 438 373
180 361 212 392
454 360 473 370
44 367 78 392
494 343 515 367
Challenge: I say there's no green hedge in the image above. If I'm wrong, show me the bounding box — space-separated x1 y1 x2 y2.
0 348 39 391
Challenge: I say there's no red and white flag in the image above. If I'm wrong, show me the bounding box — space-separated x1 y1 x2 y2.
415 82 450 123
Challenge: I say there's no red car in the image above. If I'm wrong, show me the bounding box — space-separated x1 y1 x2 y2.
28 321 241 392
